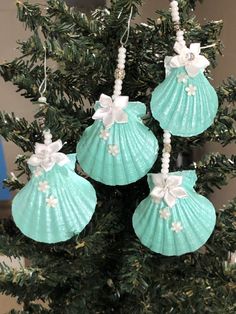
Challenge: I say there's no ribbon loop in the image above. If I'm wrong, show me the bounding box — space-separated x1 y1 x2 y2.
150 174 187 208
92 94 129 128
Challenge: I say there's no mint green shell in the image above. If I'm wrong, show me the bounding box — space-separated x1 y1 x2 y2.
132 170 216 256
77 101 159 186
12 154 97 244
151 66 218 137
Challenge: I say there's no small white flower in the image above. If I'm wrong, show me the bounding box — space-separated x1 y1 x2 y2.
99 129 110 141
38 181 49 192
185 84 197 96
108 145 119 157
171 221 183 233
159 208 171 220
46 195 58 208
177 73 188 84
34 167 43 177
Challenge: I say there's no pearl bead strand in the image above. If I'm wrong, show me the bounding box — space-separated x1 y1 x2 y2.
169 0 186 47
43 130 52 145
161 130 172 178
112 46 126 99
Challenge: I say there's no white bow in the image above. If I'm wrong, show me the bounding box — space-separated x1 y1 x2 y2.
92 94 128 128
170 42 210 77
28 140 69 171
150 174 187 208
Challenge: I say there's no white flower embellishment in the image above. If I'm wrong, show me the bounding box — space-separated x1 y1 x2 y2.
171 221 183 233
177 73 188 84
92 94 128 128
159 208 171 220
100 128 110 140
150 174 188 208
28 139 69 172
38 181 49 192
108 145 119 157
46 195 58 208
185 84 197 96
170 42 210 77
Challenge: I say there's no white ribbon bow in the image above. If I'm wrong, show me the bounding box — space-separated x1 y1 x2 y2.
92 94 128 128
170 42 210 77
28 140 69 171
150 174 187 208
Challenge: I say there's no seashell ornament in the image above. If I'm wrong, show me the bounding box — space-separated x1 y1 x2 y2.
132 130 216 256
77 94 158 185
77 17 158 186
151 1 218 137
12 130 97 243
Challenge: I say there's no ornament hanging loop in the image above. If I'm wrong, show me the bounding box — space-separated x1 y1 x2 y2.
38 46 47 104
112 7 133 100
120 6 133 46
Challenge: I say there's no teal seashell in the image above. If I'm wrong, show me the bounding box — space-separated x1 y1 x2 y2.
151 66 218 137
77 101 159 186
132 170 216 256
12 154 97 243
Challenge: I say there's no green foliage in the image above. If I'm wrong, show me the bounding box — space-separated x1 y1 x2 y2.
0 0 235 313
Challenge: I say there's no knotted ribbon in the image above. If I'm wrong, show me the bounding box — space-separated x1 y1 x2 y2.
150 174 187 208
92 94 128 128
169 42 210 77
28 140 69 171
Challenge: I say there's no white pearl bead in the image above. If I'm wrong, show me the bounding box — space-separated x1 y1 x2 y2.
115 79 123 86
163 152 170 158
163 133 171 140
119 47 126 54
163 160 170 166
164 139 171 145
161 166 169 173
38 96 47 103
161 169 169 175
171 7 179 12
164 131 171 136
114 84 122 90
118 56 125 62
113 92 120 98
178 39 186 45
44 134 52 139
114 87 122 94
177 30 184 36
118 58 126 65
171 7 179 14
118 54 126 61
118 63 125 70
172 16 180 22
170 1 178 7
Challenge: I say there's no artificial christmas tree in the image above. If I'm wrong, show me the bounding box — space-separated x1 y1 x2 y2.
0 0 235 313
